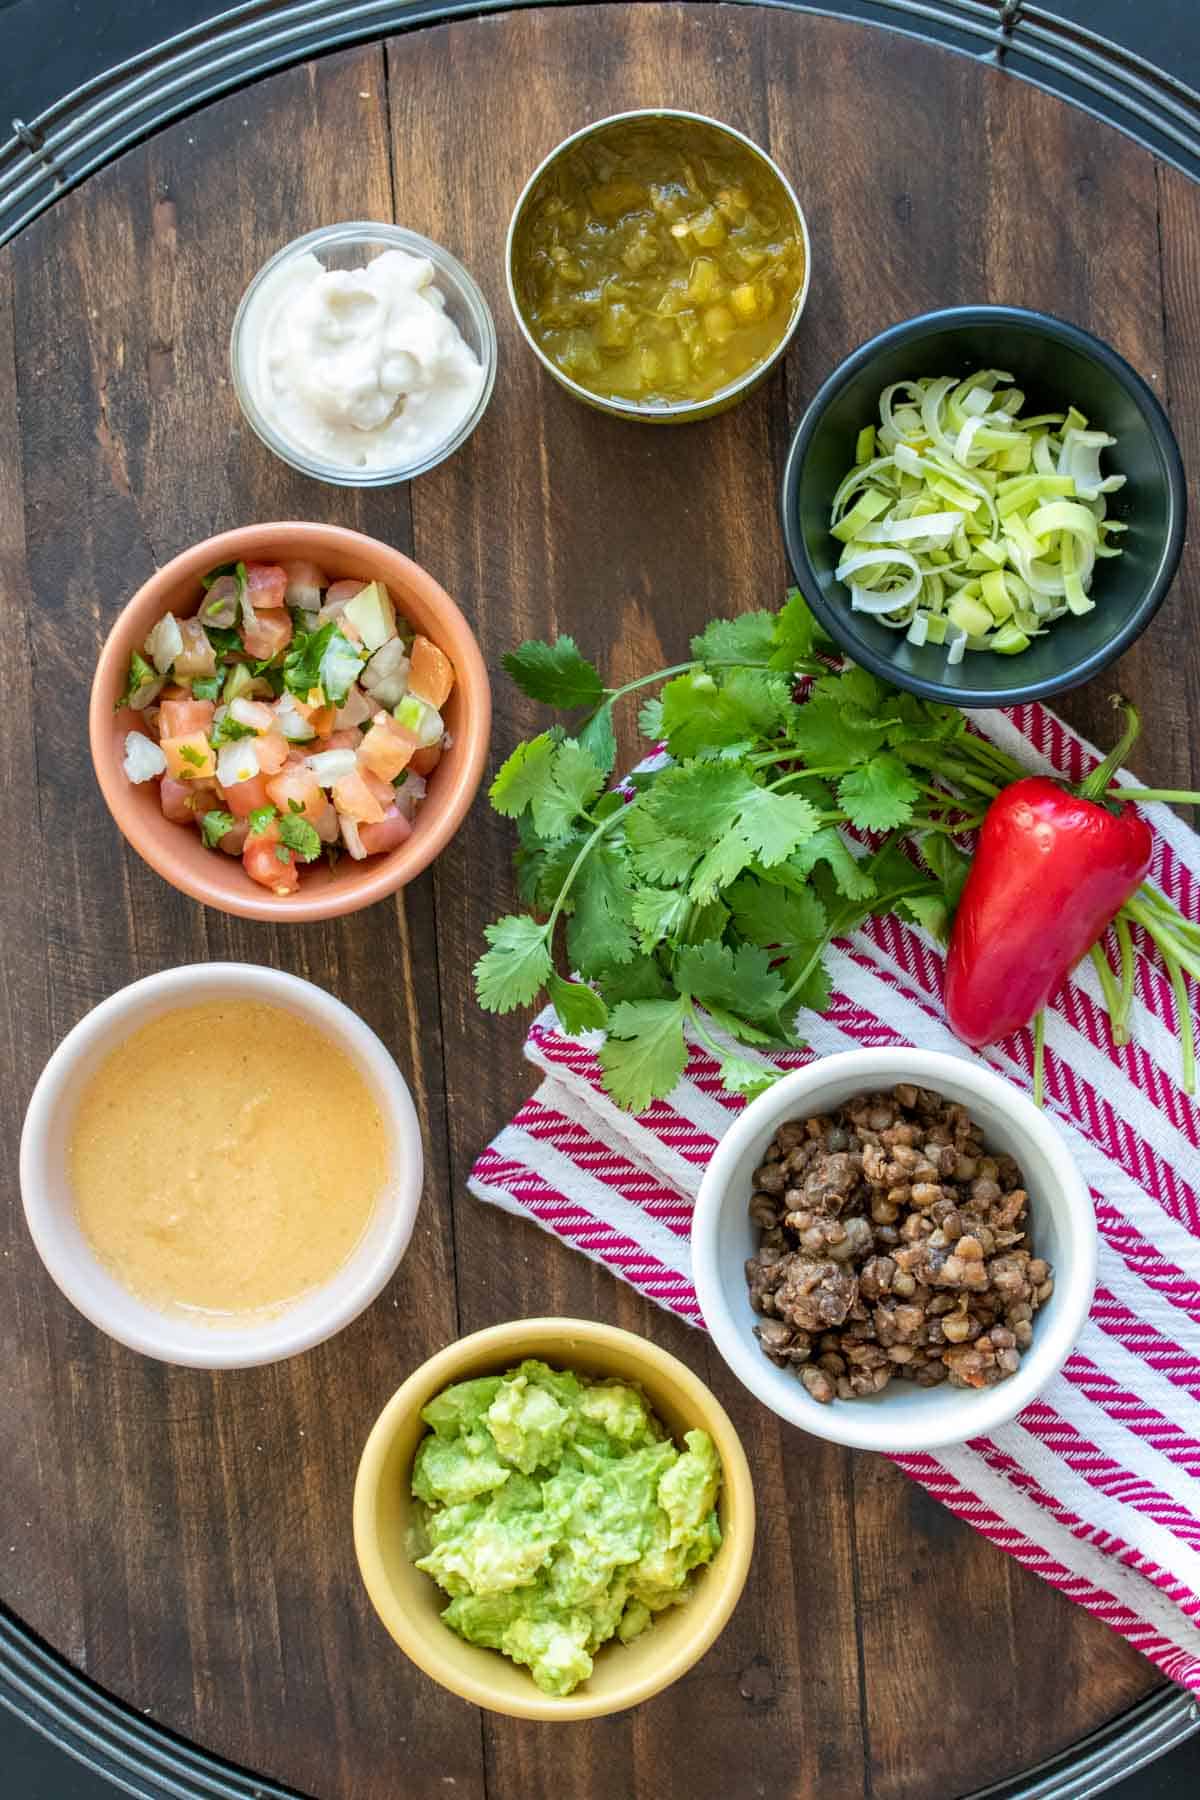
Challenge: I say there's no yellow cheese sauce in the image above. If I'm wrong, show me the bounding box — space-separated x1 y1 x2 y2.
69 1000 387 1322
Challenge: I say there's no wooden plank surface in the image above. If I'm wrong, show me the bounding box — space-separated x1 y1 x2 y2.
0 6 1194 1798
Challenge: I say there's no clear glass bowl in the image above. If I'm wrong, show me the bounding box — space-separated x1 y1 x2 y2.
230 221 497 486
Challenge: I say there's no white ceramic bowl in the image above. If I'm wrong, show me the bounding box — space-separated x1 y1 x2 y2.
691 1049 1096 1452
19 964 423 1368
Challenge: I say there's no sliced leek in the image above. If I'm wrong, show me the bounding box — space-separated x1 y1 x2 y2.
828 369 1125 667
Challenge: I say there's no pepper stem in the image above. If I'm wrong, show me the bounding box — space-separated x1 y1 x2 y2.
1078 695 1142 801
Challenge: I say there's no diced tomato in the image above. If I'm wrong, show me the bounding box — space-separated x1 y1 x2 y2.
358 715 416 783
325 579 368 606
408 636 455 710
319 728 363 751
224 773 272 818
308 705 337 736
409 744 442 778
161 732 216 782
313 798 340 843
159 698 215 739
357 806 413 857
175 617 218 679
161 777 204 824
160 683 190 702
243 835 299 895
280 559 328 609
217 818 250 856
360 768 394 809
241 610 293 661
253 731 289 775
244 562 288 608
332 769 387 824
265 768 325 823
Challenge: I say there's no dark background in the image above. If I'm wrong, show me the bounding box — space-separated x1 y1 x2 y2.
1 0 1198 1795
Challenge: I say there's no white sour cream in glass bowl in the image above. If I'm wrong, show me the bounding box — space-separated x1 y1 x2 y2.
231 223 497 485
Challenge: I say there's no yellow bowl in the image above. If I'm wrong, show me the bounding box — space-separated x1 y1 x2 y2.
352 1317 755 1720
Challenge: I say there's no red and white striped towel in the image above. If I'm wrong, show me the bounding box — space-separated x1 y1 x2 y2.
469 702 1200 1691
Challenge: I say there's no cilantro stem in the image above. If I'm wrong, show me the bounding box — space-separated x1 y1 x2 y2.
1114 914 1135 1042
1109 788 1200 806
603 654 818 712
956 733 1027 784
1032 1010 1046 1107
1164 953 1197 1095
1123 898 1200 980
685 1000 733 1065
1131 886 1200 945
1089 941 1126 1043
543 808 625 936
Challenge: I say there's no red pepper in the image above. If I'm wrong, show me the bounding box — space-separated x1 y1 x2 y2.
943 705 1152 1051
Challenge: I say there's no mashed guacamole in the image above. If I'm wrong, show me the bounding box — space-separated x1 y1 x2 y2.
411 1360 723 1696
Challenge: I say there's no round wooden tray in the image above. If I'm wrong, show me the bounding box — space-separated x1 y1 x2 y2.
1 6 1197 1797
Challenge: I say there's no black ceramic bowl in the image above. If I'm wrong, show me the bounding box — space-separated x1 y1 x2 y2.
780 306 1186 707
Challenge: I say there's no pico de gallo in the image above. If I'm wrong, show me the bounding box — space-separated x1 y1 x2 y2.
118 559 455 896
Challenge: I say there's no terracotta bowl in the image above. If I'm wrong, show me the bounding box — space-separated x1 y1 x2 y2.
89 523 491 922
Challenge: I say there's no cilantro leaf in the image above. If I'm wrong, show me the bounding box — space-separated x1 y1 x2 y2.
718 1055 782 1100
515 821 587 915
728 874 826 948
790 692 887 766
659 668 790 760
177 743 205 769
837 755 921 832
190 674 222 701
780 830 876 901
631 886 691 951
205 625 244 656
200 809 236 849
590 956 672 1005
676 940 787 1031
547 974 608 1036
530 739 606 840
282 621 364 706
279 813 322 862
598 998 688 1112
116 649 158 710
503 637 605 709
625 797 698 887
771 588 833 669
566 841 637 974
733 786 820 866
635 697 663 743
691 612 777 664
210 713 256 746
687 896 730 944
919 832 972 912
489 733 560 820
475 916 553 1012
578 703 617 776
689 833 754 901
248 805 278 836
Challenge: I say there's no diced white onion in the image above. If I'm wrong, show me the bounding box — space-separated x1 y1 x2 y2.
145 613 184 675
340 813 368 860
305 749 358 787
334 684 372 730
123 732 167 783
217 740 260 787
275 694 316 742
362 638 411 708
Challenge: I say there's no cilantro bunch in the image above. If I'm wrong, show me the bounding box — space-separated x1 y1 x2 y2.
475 591 1001 1112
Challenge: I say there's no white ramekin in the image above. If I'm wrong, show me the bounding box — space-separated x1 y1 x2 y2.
19 964 423 1368
691 1048 1097 1453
